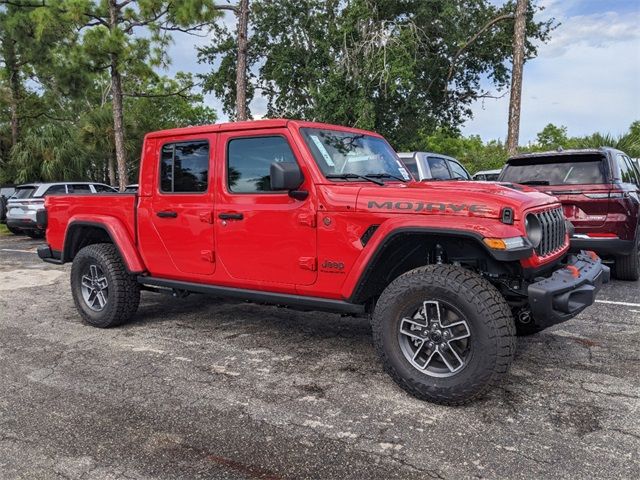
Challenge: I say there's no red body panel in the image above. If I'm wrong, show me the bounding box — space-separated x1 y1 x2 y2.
45 119 569 301
45 195 145 272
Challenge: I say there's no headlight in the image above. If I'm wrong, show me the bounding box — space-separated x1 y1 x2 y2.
483 236 527 250
525 213 542 248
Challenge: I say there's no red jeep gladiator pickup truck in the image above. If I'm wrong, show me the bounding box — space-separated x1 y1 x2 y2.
38 119 609 404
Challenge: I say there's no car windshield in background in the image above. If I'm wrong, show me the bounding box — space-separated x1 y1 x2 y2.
12 187 37 199
301 128 411 181
501 156 607 185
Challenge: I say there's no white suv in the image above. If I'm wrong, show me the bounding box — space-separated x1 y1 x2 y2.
6 182 116 238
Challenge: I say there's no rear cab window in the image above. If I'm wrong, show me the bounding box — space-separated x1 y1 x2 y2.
501 154 608 185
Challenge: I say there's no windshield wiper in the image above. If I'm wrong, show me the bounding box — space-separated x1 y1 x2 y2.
518 180 550 185
365 173 407 183
326 173 385 186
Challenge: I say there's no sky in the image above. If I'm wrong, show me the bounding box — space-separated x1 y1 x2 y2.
166 0 640 144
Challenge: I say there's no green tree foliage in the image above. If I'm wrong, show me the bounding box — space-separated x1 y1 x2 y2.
0 0 219 185
536 123 569 149
199 0 554 149
1 74 215 184
36 0 223 189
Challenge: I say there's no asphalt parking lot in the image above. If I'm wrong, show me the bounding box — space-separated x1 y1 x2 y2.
0 233 638 479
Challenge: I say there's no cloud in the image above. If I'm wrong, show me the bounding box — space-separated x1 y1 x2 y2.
543 11 640 57
463 5 640 143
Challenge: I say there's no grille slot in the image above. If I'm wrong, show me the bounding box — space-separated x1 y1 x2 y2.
533 207 566 257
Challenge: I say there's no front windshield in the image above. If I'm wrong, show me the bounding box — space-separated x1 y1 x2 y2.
301 128 411 181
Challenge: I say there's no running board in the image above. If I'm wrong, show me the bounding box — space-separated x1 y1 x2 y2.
137 276 366 315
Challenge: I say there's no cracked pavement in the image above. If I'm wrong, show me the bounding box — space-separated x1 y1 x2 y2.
0 234 638 479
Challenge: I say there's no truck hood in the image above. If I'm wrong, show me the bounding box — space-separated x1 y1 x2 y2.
355 181 558 220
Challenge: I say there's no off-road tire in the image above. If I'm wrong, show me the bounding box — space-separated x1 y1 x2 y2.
614 233 639 281
71 243 140 328
371 264 516 405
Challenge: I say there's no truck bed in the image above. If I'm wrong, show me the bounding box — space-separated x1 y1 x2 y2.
45 193 137 255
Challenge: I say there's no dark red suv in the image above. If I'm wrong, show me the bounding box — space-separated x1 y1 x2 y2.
499 148 640 280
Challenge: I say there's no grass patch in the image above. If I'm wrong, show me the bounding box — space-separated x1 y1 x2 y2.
0 224 11 236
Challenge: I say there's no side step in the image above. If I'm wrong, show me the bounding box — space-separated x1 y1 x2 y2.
137 276 366 315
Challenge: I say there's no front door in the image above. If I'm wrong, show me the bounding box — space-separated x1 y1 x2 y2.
215 129 317 286
147 136 215 276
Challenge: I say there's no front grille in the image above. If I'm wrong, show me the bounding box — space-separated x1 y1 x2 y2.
533 207 567 257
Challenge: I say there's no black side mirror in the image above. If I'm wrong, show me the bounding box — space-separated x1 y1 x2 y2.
270 162 303 191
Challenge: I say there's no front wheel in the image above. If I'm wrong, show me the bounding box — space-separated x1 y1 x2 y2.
371 265 516 405
71 243 140 327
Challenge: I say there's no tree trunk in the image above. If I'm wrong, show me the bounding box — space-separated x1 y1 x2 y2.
108 0 128 190
108 152 117 187
235 0 249 121
5 40 21 147
506 0 527 155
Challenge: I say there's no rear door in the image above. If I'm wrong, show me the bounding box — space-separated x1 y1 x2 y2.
146 136 216 276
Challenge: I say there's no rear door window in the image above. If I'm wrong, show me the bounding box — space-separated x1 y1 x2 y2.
93 184 117 193
44 185 67 196
501 155 607 185
70 184 91 194
448 160 470 180
427 157 451 180
400 156 420 179
619 154 639 186
160 141 209 193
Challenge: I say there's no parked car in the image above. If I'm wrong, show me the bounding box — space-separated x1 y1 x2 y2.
397 152 471 181
473 169 502 181
499 148 640 280
6 182 117 238
0 185 16 225
38 119 609 405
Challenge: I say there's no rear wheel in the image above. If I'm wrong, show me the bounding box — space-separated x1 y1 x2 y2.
614 234 639 281
7 225 23 235
71 243 140 327
371 264 516 405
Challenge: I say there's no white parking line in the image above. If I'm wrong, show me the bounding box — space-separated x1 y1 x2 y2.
595 300 640 308
0 248 36 253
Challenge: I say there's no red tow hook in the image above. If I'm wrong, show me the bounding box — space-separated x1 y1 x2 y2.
586 250 599 261
566 265 580 278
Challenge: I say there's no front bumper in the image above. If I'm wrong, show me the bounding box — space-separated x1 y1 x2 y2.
528 251 610 328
